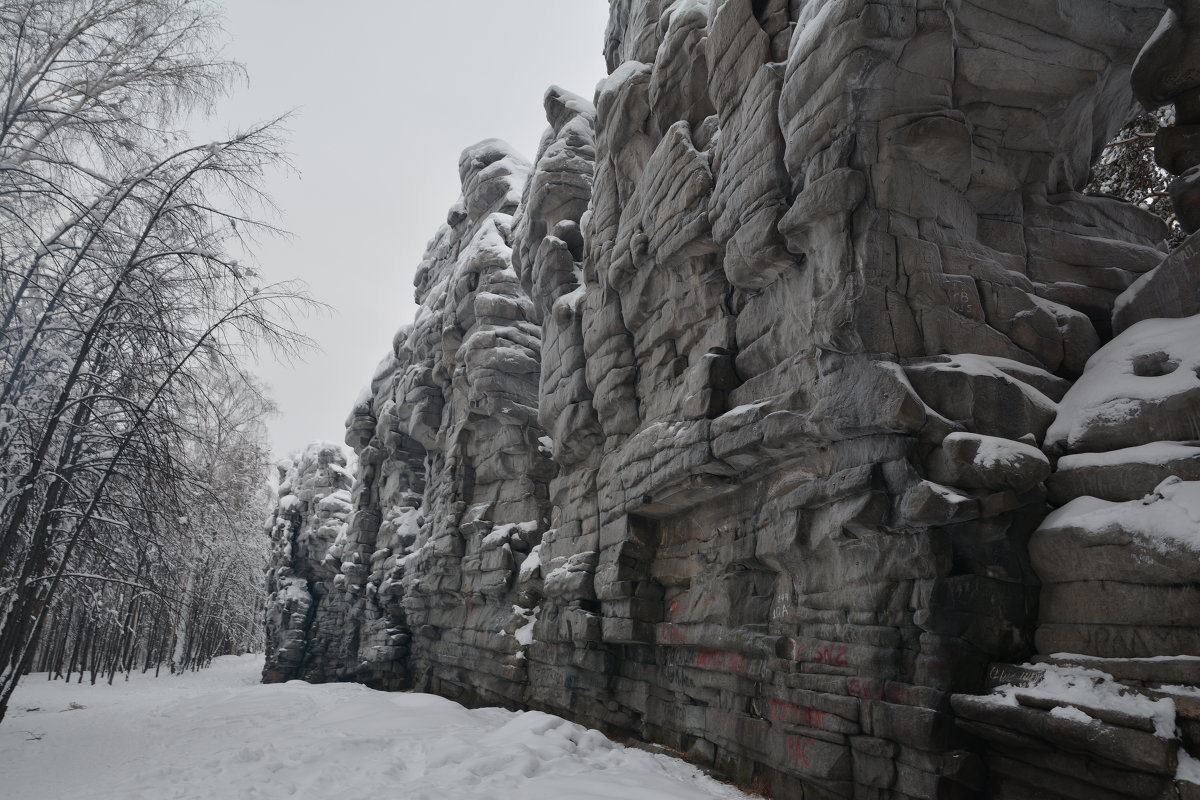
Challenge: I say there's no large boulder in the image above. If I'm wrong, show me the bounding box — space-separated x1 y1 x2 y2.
1031 478 1200 657
1113 232 1200 334
1046 315 1200 455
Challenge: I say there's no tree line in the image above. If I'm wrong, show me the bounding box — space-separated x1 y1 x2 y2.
0 0 311 720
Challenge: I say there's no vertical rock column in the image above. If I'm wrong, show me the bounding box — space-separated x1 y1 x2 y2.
262 443 354 683
393 140 556 708
510 85 617 723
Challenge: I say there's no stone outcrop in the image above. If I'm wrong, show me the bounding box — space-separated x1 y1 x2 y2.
263 1 1200 797
954 308 1200 799
1132 0 1200 232
262 442 381 684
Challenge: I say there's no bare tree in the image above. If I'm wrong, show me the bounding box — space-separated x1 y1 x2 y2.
28 371 275 683
1087 107 1185 246
0 0 312 720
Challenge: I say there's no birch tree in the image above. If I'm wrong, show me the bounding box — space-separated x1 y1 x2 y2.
0 0 311 720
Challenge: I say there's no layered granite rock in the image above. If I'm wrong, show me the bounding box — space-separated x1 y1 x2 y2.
261 442 376 684
946 5 1200 797
955 317 1200 799
261 1 1200 797
390 139 555 706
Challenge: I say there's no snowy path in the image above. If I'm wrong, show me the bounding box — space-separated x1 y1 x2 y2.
0 655 754 800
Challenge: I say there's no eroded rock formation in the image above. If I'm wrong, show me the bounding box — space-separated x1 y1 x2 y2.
263 2 1200 797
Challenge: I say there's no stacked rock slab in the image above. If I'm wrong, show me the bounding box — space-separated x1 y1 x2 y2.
947 3 1200 797
260 1 1200 797
951 316 1200 798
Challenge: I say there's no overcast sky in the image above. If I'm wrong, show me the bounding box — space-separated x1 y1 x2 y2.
201 1 611 459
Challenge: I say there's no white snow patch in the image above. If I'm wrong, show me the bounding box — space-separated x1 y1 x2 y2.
1057 442 1200 471
596 60 652 102
519 543 543 583
1041 478 1200 553
948 432 1048 470
722 401 768 419
512 604 539 647
482 528 511 549
1049 653 1200 663
1178 749 1200 784
0 656 754 800
279 578 310 606
1048 315 1200 450
987 662 1178 738
1048 705 1096 724
907 354 1060 413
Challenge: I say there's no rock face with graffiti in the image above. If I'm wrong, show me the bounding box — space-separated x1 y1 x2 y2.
263 1 1200 797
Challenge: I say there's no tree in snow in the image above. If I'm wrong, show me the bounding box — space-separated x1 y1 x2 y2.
0 0 311 719
1087 108 1186 247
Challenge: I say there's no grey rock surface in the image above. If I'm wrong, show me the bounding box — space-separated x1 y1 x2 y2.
261 2 1200 798
1132 0 1200 231
1048 441 1200 503
1114 229 1200 333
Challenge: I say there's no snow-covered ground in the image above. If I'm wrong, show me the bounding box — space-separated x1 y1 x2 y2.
0 655 754 800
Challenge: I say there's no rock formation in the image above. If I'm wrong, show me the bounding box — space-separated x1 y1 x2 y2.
1132 0 1200 232
263 1 1200 797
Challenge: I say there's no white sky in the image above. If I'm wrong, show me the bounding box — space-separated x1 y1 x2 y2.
202 1 611 459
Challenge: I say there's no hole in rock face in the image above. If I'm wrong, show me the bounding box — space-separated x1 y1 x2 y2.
1131 351 1179 377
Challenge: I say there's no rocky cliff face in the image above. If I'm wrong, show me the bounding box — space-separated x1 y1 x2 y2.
263 1 1200 797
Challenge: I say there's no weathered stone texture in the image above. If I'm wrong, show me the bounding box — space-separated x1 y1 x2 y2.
262 442 372 684
263 1 1200 797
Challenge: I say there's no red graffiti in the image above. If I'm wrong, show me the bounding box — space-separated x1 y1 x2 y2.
660 624 689 645
786 736 813 767
814 644 848 666
848 678 909 704
768 699 829 730
848 678 882 699
669 599 681 618
696 649 749 674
